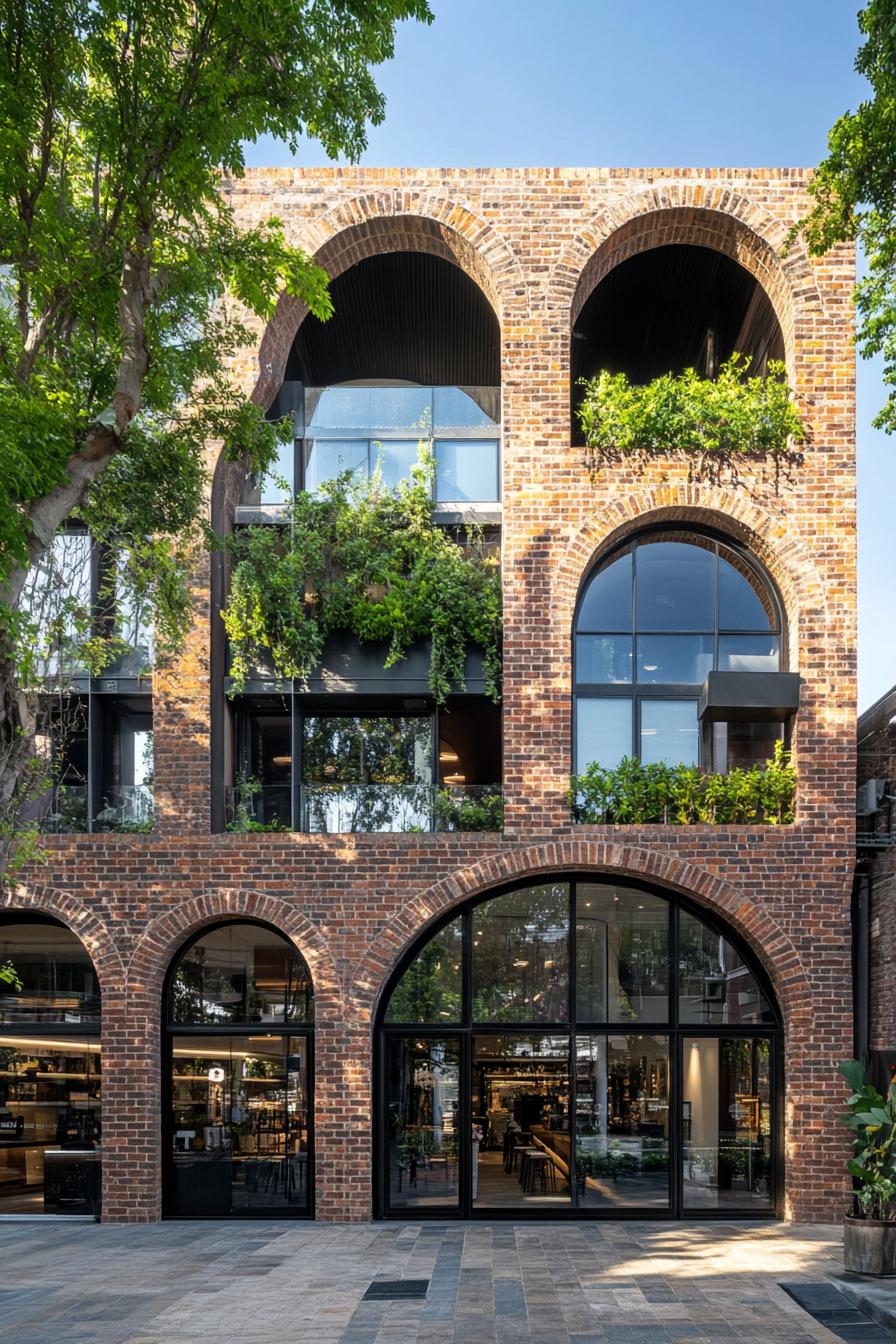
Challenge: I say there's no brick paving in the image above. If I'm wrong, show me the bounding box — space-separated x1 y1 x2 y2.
0 1220 865 1344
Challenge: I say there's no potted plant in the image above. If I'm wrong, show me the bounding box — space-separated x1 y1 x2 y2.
839 1059 896 1276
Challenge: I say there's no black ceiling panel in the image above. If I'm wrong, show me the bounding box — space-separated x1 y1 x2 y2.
288 251 500 387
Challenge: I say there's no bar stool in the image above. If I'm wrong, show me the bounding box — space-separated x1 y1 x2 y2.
515 1146 540 1185
522 1150 557 1195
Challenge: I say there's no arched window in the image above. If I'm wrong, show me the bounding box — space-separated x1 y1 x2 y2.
0 917 101 1216
376 880 781 1220
574 533 783 774
164 922 313 1219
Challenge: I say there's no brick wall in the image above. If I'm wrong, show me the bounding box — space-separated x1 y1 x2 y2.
857 686 896 1053
6 167 857 1224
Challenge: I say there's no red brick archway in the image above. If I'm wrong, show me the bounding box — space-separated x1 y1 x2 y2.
1 881 124 994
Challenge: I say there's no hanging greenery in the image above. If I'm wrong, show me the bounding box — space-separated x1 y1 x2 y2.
221 452 502 704
577 354 806 485
569 742 796 825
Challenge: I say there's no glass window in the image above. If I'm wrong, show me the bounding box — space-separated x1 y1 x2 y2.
575 635 633 685
301 716 432 834
576 885 668 1023
576 698 632 771
0 1037 102 1215
636 542 714 631
435 439 499 502
169 1034 309 1216
719 555 773 630
0 922 100 1025
718 635 781 673
170 924 312 1026
640 699 699 767
682 1036 773 1210
385 918 463 1024
371 440 421 489
302 439 368 492
636 635 713 684
577 552 633 632
368 386 432 429
575 1035 670 1208
306 386 372 431
385 1036 460 1211
433 387 497 427
471 884 569 1023
678 911 774 1026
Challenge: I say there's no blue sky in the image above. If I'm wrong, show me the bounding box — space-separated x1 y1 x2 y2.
245 0 891 711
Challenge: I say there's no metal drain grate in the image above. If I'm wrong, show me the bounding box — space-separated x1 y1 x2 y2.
363 1279 430 1301
780 1282 896 1342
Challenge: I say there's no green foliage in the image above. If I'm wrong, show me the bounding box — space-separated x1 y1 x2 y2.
796 1 896 433
225 776 290 833
0 961 22 991
577 355 805 486
569 741 796 825
838 1059 896 1222
433 789 504 832
222 455 502 705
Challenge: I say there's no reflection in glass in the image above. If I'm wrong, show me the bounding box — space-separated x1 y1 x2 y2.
371 440 420 489
637 635 713 684
576 697 632 771
575 1035 669 1208
577 552 633 632
712 720 784 773
302 440 368 492
170 924 312 1025
386 1037 460 1210
433 387 499 427
434 439 499 502
682 1036 772 1210
718 555 773 630
640 699 699 767
718 635 781 673
636 542 714 631
678 912 774 1026
575 635 633 685
472 1034 570 1208
302 716 432 834
0 923 100 1025
385 919 463 1024
471 885 569 1023
576 885 668 1023
169 1034 309 1216
0 1037 101 1214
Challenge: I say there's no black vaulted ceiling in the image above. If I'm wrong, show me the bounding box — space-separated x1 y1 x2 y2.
287 252 501 387
572 244 785 390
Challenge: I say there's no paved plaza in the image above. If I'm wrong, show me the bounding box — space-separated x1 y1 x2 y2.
0 1219 893 1344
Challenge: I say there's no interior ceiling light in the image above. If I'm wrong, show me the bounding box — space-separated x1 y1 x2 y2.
442 773 466 784
271 755 292 766
643 664 658 672
439 749 459 763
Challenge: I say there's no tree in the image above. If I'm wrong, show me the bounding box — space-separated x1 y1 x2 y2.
797 0 896 431
0 0 432 879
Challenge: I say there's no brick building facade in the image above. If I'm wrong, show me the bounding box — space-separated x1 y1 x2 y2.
1 167 856 1224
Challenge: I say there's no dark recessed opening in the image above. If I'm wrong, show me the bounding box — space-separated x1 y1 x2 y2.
288 252 500 388
571 243 785 443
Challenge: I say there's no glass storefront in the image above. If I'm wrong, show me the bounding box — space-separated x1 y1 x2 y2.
0 919 102 1216
377 879 781 1219
165 922 313 1218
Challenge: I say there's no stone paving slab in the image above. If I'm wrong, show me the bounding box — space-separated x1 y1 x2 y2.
0 1219 858 1344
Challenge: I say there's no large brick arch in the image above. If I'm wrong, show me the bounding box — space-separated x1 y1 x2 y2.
549 184 825 367
552 485 826 672
250 193 526 413
0 881 124 993
352 840 812 1039
125 890 342 1009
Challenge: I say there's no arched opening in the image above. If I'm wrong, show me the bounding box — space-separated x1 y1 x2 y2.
0 916 102 1216
571 242 786 443
375 878 782 1220
226 247 503 837
573 527 793 777
163 921 314 1219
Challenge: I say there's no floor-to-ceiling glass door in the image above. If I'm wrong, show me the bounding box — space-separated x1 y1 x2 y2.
164 922 314 1218
377 878 781 1219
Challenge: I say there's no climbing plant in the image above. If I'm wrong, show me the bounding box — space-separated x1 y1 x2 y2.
577 354 805 485
221 453 502 705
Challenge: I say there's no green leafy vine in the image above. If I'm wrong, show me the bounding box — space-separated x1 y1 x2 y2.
220 453 502 705
577 354 806 486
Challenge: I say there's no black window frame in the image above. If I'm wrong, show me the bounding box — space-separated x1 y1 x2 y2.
573 528 785 771
374 876 784 1222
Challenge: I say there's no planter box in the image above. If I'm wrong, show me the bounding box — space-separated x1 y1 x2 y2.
237 633 488 697
844 1215 896 1276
